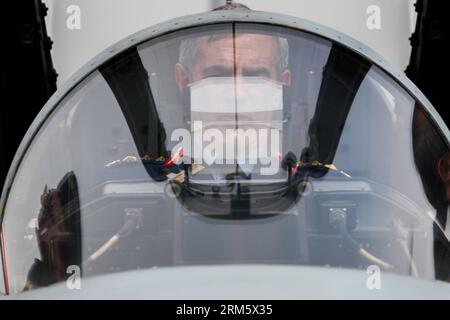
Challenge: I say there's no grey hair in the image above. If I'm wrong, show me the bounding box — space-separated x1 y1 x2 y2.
179 3 289 76
179 35 289 75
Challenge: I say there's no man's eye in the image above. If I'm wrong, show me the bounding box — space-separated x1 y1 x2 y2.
205 71 232 78
243 71 259 77
242 69 271 78
203 66 234 78
205 73 225 78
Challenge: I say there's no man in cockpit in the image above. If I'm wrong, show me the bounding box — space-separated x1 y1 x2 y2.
172 4 291 180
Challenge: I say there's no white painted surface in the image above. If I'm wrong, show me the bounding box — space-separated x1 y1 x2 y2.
7 265 450 299
42 0 416 87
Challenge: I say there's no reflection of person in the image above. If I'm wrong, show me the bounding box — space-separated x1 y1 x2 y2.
412 108 449 218
24 172 81 290
412 106 450 280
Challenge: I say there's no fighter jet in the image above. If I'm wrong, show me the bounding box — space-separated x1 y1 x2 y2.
1 2 450 299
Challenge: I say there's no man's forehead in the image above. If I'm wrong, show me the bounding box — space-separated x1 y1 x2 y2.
193 33 279 67
195 33 278 51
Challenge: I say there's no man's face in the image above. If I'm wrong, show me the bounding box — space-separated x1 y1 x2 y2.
193 34 280 82
174 33 290 170
175 33 290 90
